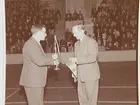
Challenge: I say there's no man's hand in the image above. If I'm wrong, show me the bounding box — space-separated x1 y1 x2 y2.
54 59 60 66
52 54 58 60
69 57 77 63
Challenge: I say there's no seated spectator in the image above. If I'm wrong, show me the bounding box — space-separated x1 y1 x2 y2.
102 33 107 47
72 10 79 20
78 11 84 20
106 35 113 50
48 20 55 30
65 10 73 21
55 9 61 20
91 7 97 18
121 33 130 50
60 38 67 52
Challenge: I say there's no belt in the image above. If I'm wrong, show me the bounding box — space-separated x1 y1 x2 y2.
77 61 97 66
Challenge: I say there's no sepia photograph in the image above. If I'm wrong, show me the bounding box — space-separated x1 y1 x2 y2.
0 0 139 105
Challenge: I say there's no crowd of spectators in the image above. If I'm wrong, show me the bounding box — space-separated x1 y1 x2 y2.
65 10 84 21
6 0 61 54
91 0 138 50
43 29 77 53
6 0 138 54
59 29 77 52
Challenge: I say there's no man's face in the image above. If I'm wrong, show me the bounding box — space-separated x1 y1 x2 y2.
72 28 83 40
38 27 47 40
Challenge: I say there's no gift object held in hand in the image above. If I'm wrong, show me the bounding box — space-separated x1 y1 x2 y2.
52 54 58 59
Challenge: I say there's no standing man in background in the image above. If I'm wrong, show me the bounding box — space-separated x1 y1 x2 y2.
19 24 59 105
69 24 100 105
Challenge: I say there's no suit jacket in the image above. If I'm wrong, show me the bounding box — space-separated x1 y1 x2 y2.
19 37 54 87
74 35 100 82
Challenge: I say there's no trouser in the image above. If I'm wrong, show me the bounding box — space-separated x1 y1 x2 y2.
24 87 44 105
78 79 99 105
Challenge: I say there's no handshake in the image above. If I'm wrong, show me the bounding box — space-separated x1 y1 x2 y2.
68 57 77 63
52 53 78 66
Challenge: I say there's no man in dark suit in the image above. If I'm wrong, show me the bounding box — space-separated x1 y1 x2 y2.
19 24 59 105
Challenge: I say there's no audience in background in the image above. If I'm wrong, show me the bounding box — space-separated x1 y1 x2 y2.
65 10 84 21
6 0 138 54
6 0 61 54
92 0 138 50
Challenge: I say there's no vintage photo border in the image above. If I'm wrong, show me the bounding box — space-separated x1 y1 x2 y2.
0 0 139 105
0 0 6 104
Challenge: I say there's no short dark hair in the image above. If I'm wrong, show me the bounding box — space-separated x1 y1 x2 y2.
31 24 45 34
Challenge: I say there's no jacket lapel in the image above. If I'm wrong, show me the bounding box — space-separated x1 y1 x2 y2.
76 35 88 56
31 37 45 55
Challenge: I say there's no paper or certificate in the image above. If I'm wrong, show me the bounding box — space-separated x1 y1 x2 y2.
68 63 77 70
52 54 58 59
66 60 77 82
72 70 77 82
